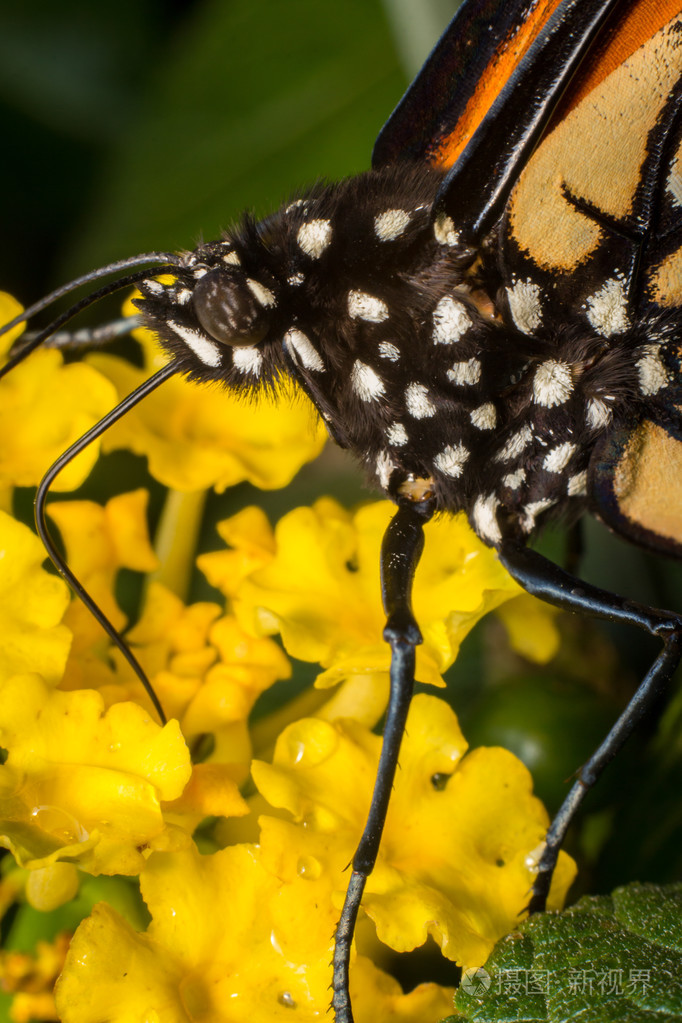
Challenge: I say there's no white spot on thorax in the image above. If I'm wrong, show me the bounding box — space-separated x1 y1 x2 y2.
502 468 526 490
168 321 222 367
495 424 533 462
472 494 502 545
374 209 411 241
378 341 400 361
521 498 556 533
447 358 481 386
507 279 542 333
232 346 263 375
586 397 612 430
543 441 576 474
470 402 496 430
637 345 669 394
567 470 588 497
533 359 573 407
585 277 629 336
433 213 459 246
297 219 332 258
432 296 472 343
284 328 324 371
348 290 389 322
434 442 469 478
376 450 396 488
405 382 436 418
247 279 276 307
222 250 241 265
285 199 308 213
386 422 408 446
287 272 305 287
351 360 385 401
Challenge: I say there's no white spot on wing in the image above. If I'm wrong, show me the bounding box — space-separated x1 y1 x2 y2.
472 494 501 545
667 161 682 208
144 280 164 295
637 345 669 394
348 290 389 323
378 341 400 361
585 277 629 336
168 321 222 368
543 441 576 474
432 296 472 343
533 359 573 407
434 442 469 478
284 328 325 371
447 358 481 386
247 279 276 307
386 422 408 446
232 346 263 375
351 360 385 401
507 279 542 333
495 424 533 462
470 402 496 430
297 219 332 258
433 213 459 246
567 470 588 497
176 288 192 304
405 383 436 418
374 209 411 241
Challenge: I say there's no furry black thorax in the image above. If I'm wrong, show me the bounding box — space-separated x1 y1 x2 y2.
136 161 682 547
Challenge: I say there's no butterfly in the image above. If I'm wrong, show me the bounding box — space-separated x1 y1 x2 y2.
3 0 682 1019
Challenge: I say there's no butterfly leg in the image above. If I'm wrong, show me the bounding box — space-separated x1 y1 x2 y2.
332 497 434 1023
497 540 682 912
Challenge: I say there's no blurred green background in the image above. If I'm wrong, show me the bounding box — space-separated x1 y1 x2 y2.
2 0 682 992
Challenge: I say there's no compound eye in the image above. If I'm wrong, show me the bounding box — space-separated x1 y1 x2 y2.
193 268 271 347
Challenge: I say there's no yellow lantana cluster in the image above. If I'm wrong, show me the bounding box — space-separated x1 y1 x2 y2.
0 292 574 1022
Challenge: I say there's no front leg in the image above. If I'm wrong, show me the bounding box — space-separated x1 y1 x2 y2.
498 540 682 911
332 498 434 1023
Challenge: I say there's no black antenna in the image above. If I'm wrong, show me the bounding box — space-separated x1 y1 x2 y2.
0 264 179 380
0 252 179 339
35 360 181 726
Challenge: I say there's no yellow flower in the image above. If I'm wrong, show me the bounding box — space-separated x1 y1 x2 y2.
197 505 277 600
48 491 159 698
0 674 191 875
0 293 117 491
217 498 534 688
55 843 453 1023
0 511 71 686
253 693 576 968
120 582 291 783
86 309 327 492
0 931 70 1023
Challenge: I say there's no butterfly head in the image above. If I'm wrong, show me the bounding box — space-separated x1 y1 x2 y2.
134 237 290 387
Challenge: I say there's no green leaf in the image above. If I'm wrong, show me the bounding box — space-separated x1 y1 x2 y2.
67 0 407 271
451 883 682 1022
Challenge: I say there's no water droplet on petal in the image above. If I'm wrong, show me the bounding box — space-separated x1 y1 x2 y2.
296 855 322 880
